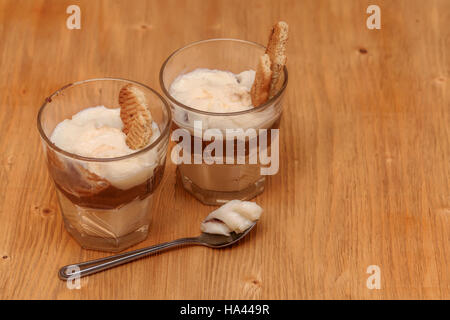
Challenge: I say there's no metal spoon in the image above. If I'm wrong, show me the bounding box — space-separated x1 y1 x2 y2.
58 222 256 280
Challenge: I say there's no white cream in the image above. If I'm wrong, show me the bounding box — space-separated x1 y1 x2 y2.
201 200 263 236
50 106 160 190
169 69 255 113
169 68 280 131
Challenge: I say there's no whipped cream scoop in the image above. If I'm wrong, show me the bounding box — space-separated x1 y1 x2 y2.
169 68 256 113
168 68 280 131
201 200 263 236
50 106 161 190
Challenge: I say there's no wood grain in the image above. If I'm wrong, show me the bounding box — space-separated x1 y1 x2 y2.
0 0 448 299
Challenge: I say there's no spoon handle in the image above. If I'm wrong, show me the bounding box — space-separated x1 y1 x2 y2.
58 237 201 280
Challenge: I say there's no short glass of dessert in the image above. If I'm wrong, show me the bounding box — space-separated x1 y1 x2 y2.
37 78 171 252
160 39 288 205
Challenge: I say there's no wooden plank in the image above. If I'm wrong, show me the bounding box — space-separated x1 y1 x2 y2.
0 0 448 299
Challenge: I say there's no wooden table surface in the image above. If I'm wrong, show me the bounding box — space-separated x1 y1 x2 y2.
0 0 448 300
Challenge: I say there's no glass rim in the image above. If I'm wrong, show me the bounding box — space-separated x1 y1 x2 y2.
37 77 172 163
159 38 288 117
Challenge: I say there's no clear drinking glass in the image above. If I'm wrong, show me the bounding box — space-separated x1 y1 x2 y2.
160 39 288 205
37 78 171 252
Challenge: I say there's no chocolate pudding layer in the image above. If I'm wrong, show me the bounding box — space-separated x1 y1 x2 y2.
53 163 164 209
46 146 165 208
172 116 280 157
172 116 280 193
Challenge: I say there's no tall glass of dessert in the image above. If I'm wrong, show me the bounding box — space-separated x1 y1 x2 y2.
37 78 171 252
160 39 288 205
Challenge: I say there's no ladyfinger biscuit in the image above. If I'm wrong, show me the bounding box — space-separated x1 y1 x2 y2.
265 21 289 97
250 54 272 107
118 84 153 149
125 113 154 150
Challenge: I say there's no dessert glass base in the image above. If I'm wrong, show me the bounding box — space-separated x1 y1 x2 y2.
177 166 265 205
63 220 150 252
57 190 154 252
